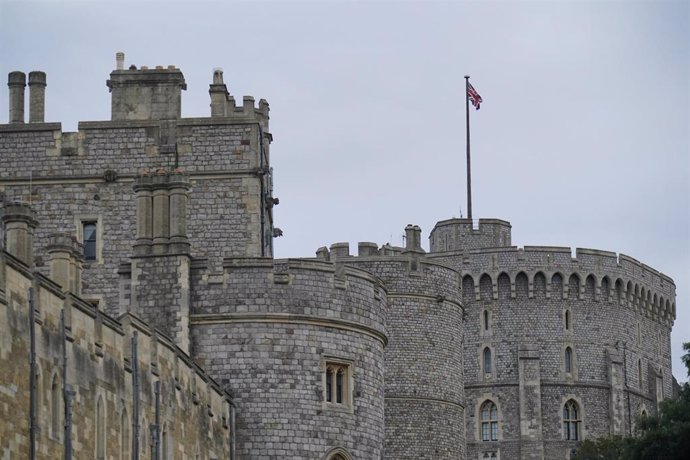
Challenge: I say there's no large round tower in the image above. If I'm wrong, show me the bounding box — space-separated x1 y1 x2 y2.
428 218 675 460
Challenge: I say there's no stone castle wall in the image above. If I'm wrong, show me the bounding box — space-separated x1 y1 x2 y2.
0 112 273 316
426 221 675 460
0 249 232 459
187 257 387 459
311 233 466 460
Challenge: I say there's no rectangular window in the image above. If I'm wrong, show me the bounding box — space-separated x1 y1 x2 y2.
83 221 97 260
76 216 102 263
323 359 352 410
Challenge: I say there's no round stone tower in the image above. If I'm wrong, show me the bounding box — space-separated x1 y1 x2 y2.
427 218 675 460
323 226 465 460
189 257 387 459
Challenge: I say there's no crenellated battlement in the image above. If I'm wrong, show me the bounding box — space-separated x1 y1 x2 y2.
429 218 512 252
187 256 389 344
208 68 269 129
428 243 676 326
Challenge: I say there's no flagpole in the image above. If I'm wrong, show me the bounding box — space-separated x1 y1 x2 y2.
464 75 472 221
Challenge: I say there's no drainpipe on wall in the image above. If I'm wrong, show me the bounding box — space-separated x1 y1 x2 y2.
132 332 140 460
61 309 74 459
28 287 37 460
153 381 161 460
230 402 236 460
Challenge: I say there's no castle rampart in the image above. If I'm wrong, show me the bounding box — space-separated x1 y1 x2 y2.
0 57 275 316
188 257 387 459
313 238 466 460
426 221 675 459
0 238 232 459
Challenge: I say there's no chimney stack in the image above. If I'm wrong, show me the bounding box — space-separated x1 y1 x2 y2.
28 71 47 123
116 52 125 70
1 202 38 266
404 224 423 252
46 233 73 291
7 71 26 124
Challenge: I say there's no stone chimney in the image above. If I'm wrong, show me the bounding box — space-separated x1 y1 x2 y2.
133 169 190 256
209 68 229 117
129 168 192 353
116 51 125 71
28 71 46 123
404 224 423 252
7 71 26 124
107 53 187 121
46 233 73 291
1 202 38 266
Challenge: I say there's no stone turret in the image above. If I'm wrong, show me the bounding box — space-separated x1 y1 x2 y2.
1 202 38 266
126 168 192 353
106 52 187 121
46 232 84 295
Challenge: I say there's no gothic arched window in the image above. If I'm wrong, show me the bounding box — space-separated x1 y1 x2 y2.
564 347 573 374
483 347 492 376
480 400 499 441
563 399 581 440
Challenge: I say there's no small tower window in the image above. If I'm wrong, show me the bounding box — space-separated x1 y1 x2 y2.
50 374 61 439
565 310 571 331
480 400 499 441
483 310 490 331
323 360 352 408
564 347 573 374
326 368 333 402
83 222 97 261
483 347 492 375
638 359 643 389
563 399 581 440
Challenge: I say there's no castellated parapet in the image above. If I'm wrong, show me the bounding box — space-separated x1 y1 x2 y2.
426 223 675 460
0 57 678 460
1 54 275 315
0 211 232 460
189 257 388 459
315 240 466 459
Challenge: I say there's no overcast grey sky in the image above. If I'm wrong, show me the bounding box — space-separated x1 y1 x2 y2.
1 0 688 381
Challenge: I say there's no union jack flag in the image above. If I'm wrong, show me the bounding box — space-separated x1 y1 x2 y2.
467 82 483 110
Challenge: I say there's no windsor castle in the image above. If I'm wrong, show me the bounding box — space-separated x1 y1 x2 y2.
0 54 677 459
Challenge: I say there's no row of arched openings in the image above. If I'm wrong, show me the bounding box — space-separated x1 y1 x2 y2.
480 398 581 442
462 273 674 320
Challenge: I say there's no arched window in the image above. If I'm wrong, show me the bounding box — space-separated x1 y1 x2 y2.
121 408 130 460
483 347 492 376
480 400 498 441
483 310 490 331
324 361 352 407
96 396 105 460
638 359 643 388
565 310 571 331
51 374 61 439
141 416 149 457
564 347 573 374
563 399 581 440
482 453 498 460
324 447 353 460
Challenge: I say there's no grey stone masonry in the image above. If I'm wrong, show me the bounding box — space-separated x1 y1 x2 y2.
190 257 387 459
0 63 274 315
318 240 466 460
428 218 675 459
107 61 187 121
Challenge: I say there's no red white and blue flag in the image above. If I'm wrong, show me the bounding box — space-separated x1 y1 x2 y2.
467 82 483 110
